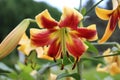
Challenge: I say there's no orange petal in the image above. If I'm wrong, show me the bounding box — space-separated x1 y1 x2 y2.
96 64 108 73
18 44 33 56
36 47 53 60
118 20 120 28
103 48 114 64
0 19 30 59
59 7 83 29
18 33 29 45
95 7 114 20
35 9 58 29
98 15 118 43
18 33 34 55
110 63 120 75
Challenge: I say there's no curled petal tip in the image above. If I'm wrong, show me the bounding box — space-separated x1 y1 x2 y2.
35 9 58 29
95 7 113 20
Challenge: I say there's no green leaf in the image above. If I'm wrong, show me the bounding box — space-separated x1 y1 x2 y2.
81 57 104 64
0 62 14 73
85 41 98 54
17 62 34 73
6 72 18 79
81 7 86 16
18 72 34 80
56 73 80 80
63 55 74 65
37 65 51 80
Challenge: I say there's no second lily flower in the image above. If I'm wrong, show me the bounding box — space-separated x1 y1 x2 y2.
95 0 120 43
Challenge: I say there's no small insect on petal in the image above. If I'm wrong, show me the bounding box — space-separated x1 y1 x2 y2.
0 19 30 59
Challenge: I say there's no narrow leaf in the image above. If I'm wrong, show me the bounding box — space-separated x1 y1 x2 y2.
85 41 98 54
56 73 80 80
81 7 86 16
81 57 104 64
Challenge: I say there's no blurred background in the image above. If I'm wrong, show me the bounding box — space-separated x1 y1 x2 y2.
0 0 120 79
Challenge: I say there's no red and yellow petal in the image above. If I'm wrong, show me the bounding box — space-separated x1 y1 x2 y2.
47 39 61 59
66 36 88 59
76 24 97 41
98 13 118 43
95 7 114 20
30 28 56 46
59 7 83 29
35 9 58 29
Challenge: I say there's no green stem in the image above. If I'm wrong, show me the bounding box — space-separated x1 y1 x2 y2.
38 62 60 74
92 42 120 49
79 0 82 12
78 0 83 27
77 60 83 80
84 0 103 16
93 52 120 58
28 18 36 23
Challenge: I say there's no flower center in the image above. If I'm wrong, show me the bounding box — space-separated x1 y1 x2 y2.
61 28 67 55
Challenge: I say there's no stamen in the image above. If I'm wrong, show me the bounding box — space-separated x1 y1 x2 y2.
61 64 64 70
72 57 79 70
53 57 56 62
24 57 28 65
66 52 74 65
61 52 63 59
60 57 64 70
66 51 70 57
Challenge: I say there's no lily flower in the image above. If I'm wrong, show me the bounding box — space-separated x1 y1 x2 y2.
97 48 120 75
0 19 30 59
95 0 120 43
30 7 97 69
18 33 53 60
